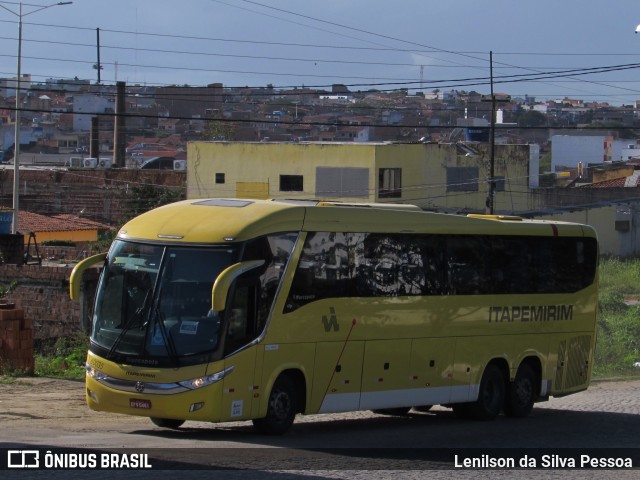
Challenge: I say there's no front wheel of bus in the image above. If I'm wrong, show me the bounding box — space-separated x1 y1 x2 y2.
150 417 185 429
503 363 537 418
253 375 297 435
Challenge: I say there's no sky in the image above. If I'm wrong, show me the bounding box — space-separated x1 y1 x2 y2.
1 0 640 104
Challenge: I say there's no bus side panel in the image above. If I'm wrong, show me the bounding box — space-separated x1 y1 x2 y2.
312 341 365 414
220 345 258 421
359 339 412 410
408 337 456 406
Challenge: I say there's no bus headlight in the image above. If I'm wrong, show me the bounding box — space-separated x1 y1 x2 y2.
86 364 108 381
178 366 235 390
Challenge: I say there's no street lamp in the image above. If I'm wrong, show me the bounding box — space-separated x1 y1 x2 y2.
0 1 73 234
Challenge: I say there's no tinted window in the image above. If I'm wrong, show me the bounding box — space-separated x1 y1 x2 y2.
284 232 597 313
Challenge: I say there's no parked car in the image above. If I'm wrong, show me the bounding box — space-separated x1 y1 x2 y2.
139 156 175 170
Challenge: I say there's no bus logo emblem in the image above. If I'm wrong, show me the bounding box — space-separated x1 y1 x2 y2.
135 382 146 393
322 307 340 332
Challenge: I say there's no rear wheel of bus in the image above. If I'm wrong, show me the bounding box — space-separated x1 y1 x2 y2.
453 363 506 420
503 363 538 418
253 375 298 435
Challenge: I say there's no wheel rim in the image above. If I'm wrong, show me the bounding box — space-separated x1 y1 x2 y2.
514 377 533 406
272 389 291 421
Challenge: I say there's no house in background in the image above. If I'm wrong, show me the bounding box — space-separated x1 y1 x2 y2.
17 211 112 243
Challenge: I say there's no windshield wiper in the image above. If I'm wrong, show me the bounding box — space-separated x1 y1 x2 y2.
106 289 151 361
152 303 180 367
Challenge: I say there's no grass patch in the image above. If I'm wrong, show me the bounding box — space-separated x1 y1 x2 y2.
594 257 640 378
34 333 88 380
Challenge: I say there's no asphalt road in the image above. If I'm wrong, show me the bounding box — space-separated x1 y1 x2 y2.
1 377 640 479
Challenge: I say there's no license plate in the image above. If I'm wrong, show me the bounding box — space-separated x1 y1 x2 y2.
130 399 152 409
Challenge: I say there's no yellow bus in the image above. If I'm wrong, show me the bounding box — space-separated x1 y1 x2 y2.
70 199 599 434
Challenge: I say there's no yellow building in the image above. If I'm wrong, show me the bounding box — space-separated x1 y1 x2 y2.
187 142 540 213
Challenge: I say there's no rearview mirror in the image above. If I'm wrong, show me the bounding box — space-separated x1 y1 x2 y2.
211 260 265 312
69 253 107 301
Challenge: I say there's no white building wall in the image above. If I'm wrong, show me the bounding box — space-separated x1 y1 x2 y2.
73 95 113 131
616 139 640 161
551 135 605 170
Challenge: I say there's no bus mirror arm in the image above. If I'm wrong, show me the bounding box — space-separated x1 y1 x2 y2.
69 253 108 301
211 260 265 312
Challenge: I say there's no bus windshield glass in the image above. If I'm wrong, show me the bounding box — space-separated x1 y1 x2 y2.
90 240 239 366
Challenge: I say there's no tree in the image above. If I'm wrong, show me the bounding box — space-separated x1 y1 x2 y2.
204 120 236 141
516 110 547 128
123 184 185 221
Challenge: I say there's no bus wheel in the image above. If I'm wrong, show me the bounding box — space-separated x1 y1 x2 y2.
413 405 433 413
372 407 411 416
253 375 297 435
455 364 505 421
504 363 537 418
150 417 185 429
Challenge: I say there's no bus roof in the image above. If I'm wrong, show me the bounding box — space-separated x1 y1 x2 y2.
117 198 596 244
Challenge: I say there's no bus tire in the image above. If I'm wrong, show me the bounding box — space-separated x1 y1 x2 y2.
253 375 297 435
150 417 185 429
413 405 433 413
504 363 537 418
455 364 506 421
372 407 411 416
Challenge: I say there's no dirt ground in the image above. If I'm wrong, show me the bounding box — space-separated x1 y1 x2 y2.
0 377 150 442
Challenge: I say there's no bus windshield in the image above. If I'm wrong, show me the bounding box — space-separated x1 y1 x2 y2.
91 240 239 366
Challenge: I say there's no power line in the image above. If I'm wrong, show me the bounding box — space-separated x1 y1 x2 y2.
0 15 638 100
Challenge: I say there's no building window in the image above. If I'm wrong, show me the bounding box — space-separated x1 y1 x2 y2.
280 175 303 192
378 168 402 198
215 173 225 184
316 167 369 198
446 167 479 192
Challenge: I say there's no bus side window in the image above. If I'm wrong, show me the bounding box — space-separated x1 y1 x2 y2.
446 238 485 295
224 283 255 355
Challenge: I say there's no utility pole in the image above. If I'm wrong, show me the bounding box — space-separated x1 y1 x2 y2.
0 1 73 234
486 51 496 215
94 28 103 84
113 81 126 168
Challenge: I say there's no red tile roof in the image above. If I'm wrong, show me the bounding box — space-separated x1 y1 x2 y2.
580 175 640 189
18 211 112 233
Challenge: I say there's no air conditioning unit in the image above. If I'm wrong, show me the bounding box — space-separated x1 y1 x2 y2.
98 158 112 169
173 159 187 171
83 158 97 168
69 157 82 168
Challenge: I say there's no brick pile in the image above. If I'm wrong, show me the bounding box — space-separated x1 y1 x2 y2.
0 303 34 375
